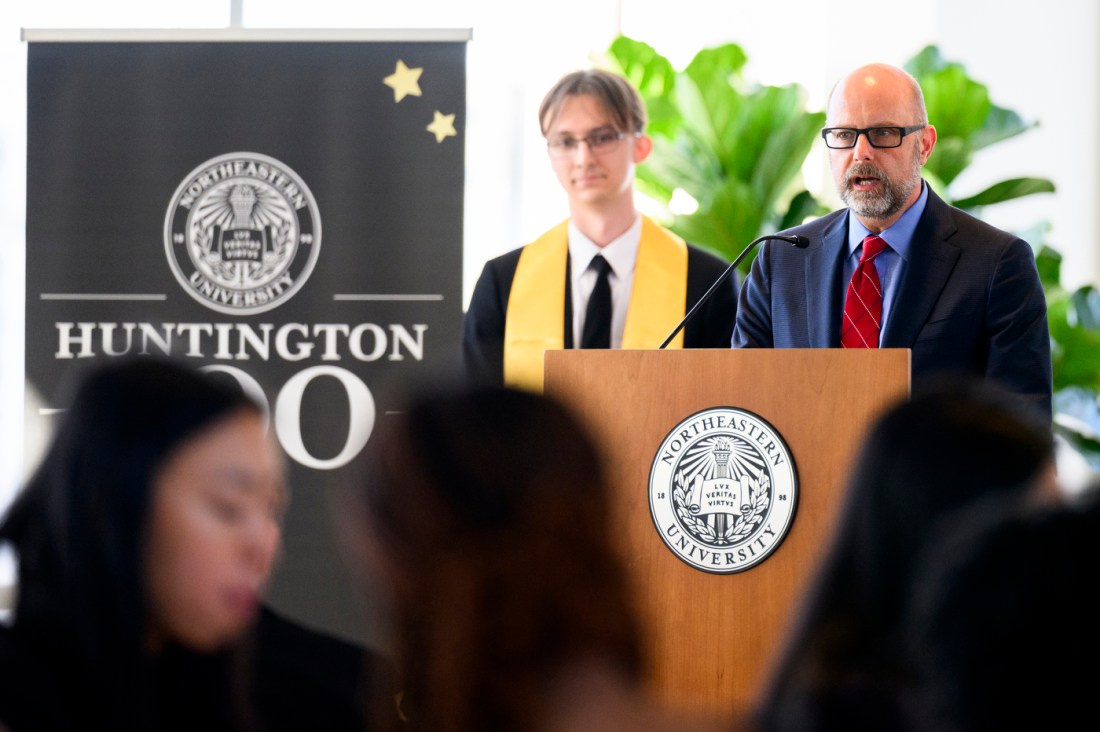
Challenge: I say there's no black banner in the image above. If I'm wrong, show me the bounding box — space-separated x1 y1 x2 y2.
25 33 468 646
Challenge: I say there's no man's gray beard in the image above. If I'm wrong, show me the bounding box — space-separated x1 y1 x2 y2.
840 161 922 220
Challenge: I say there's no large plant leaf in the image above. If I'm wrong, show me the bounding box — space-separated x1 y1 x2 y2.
606 36 675 96
1048 286 1100 391
924 136 972 188
669 178 763 261
904 45 947 78
672 74 724 166
971 104 1034 151
634 167 676 206
777 190 829 231
684 43 748 92
1070 287 1100 331
720 85 802 185
751 105 824 208
921 65 992 140
684 76 744 167
641 132 722 205
604 36 679 136
1035 243 1063 290
952 177 1055 210
682 44 748 153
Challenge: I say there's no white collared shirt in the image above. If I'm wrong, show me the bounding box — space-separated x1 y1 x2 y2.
568 216 641 349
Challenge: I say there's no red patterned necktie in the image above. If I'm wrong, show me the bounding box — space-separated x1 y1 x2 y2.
841 235 887 348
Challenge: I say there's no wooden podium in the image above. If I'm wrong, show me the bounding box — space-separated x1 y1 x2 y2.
544 348 909 718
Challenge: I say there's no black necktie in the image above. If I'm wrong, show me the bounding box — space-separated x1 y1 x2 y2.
580 255 612 349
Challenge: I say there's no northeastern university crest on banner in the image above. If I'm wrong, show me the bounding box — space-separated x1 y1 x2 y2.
164 152 321 315
649 407 798 574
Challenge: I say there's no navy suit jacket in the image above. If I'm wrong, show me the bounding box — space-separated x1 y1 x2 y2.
733 187 1052 421
464 243 738 386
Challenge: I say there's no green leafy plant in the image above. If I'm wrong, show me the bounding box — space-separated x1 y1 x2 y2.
904 45 1055 211
601 36 827 268
907 48 1100 463
1036 241 1100 468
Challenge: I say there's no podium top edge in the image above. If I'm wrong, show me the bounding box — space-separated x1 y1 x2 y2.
21 28 474 43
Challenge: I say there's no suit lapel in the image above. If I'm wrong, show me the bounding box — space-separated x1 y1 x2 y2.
881 189 961 347
807 212 848 347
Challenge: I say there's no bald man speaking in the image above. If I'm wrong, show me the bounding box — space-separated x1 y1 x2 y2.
733 63 1052 421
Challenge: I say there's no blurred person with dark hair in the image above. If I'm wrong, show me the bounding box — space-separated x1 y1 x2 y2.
753 378 1056 732
353 386 727 732
904 485 1100 731
0 358 283 730
0 358 387 731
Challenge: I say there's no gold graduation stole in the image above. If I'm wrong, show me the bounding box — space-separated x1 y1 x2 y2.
503 216 688 392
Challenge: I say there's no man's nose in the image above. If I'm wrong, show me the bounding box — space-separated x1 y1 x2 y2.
571 139 595 164
851 131 876 159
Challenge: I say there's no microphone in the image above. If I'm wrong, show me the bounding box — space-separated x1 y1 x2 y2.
659 234 809 349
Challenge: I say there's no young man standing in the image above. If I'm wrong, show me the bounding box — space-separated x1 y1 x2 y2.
463 69 737 391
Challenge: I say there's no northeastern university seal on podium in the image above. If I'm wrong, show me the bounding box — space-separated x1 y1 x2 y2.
164 152 321 315
648 407 797 574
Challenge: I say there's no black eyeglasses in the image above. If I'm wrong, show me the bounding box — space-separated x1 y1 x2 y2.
820 125 926 149
546 129 637 158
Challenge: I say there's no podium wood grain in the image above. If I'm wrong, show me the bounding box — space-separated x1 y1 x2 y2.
545 348 909 717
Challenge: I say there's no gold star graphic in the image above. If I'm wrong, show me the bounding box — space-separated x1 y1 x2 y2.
426 111 457 143
383 60 423 102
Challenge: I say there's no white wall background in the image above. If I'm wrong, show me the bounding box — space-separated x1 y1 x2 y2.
2 0 1097 526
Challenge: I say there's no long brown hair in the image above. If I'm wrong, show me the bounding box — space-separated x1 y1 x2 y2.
359 386 642 732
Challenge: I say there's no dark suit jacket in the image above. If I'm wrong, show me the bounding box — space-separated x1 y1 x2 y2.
464 242 738 386
0 605 400 732
733 187 1052 421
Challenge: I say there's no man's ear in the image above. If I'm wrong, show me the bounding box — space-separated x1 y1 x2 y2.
633 133 653 164
919 125 937 165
